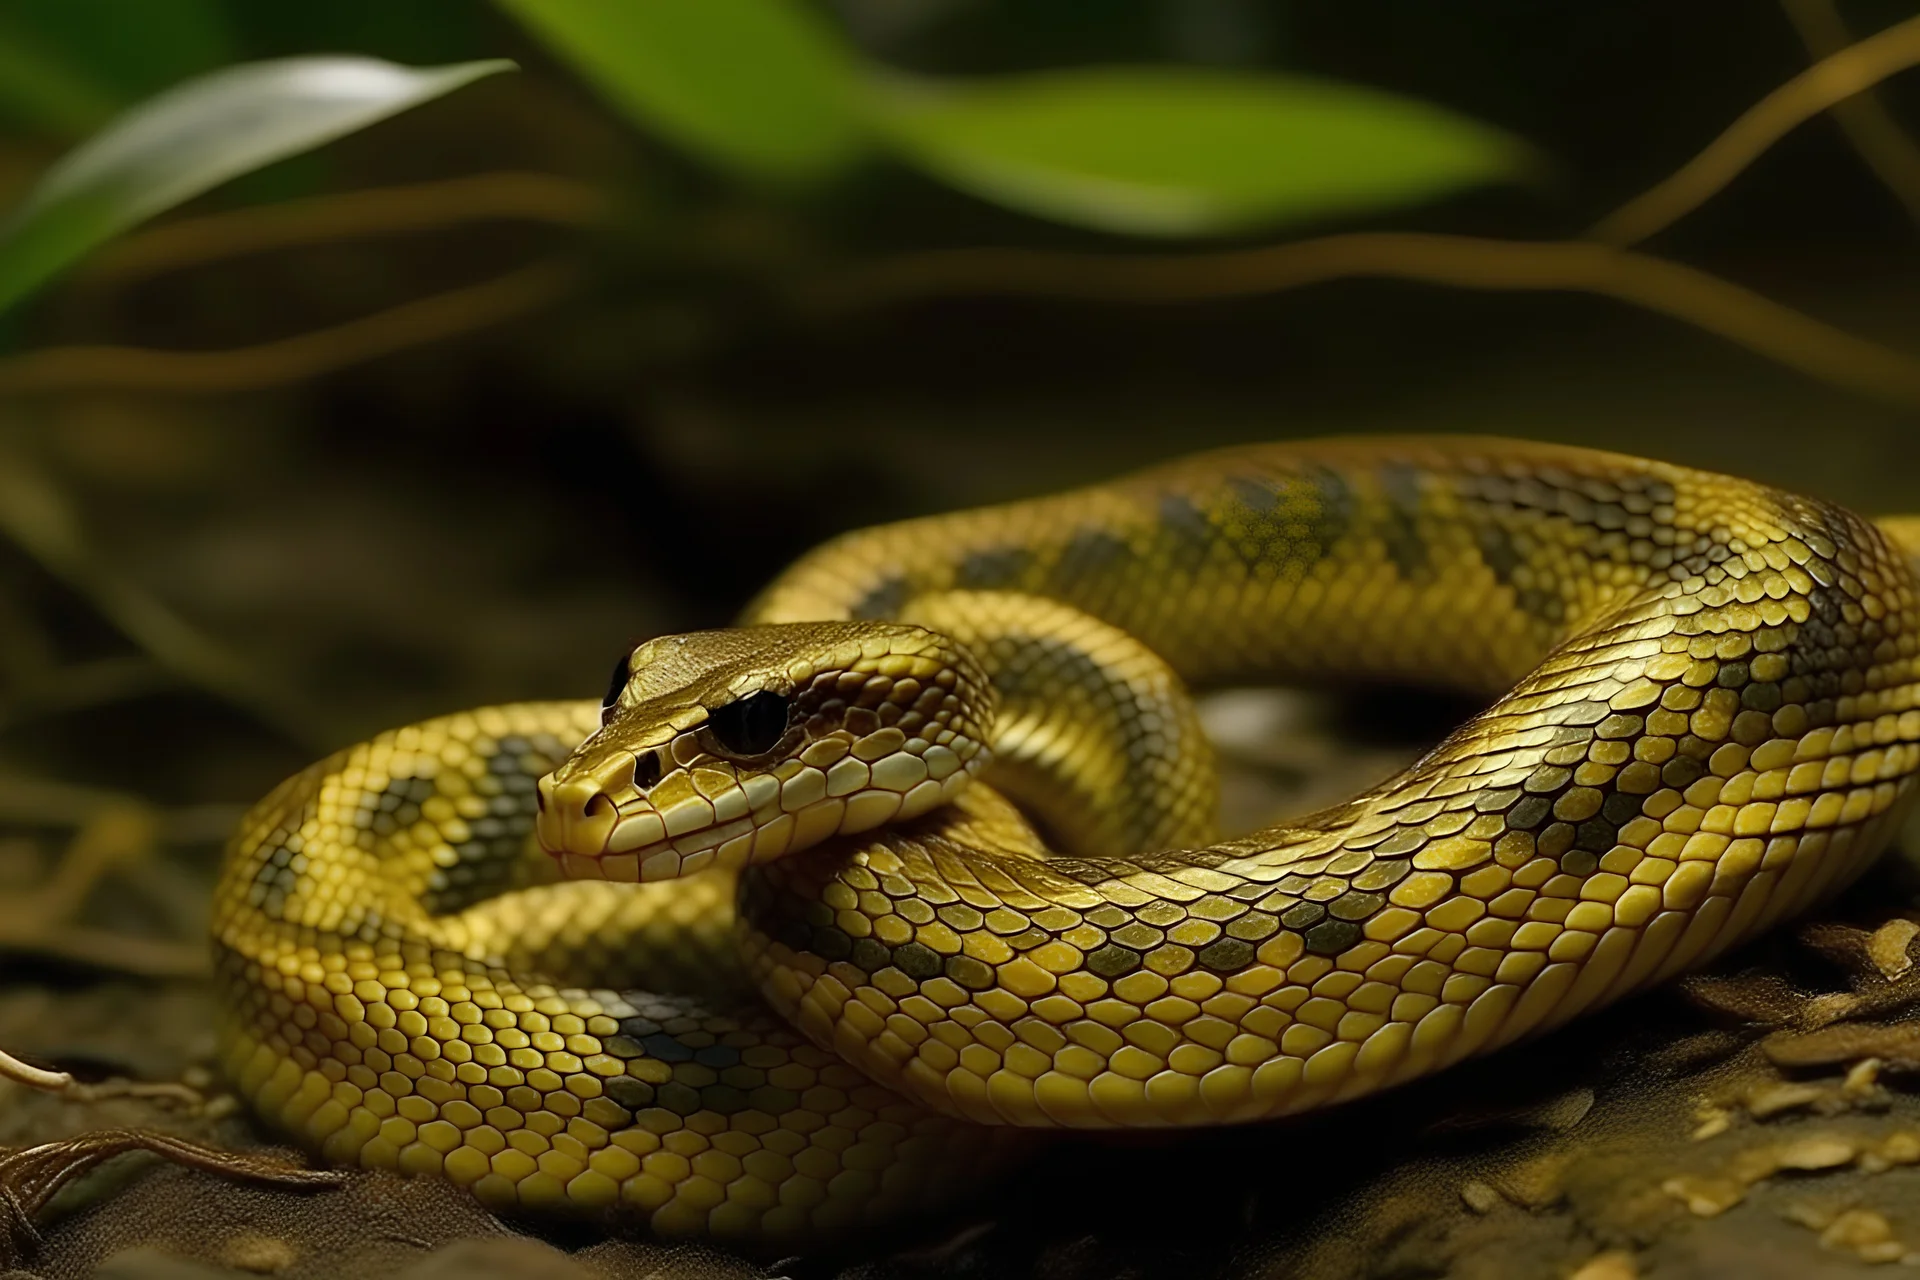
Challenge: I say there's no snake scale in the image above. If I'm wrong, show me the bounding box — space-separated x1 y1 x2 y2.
213 436 1920 1243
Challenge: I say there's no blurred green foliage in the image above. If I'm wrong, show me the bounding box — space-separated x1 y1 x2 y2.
500 0 1529 234
0 0 1535 317
495 0 866 183
0 56 512 316
863 67 1528 236
0 0 508 137
0 0 235 135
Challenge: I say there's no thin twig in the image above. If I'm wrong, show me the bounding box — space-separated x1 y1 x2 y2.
1781 0 1920 225
0 806 210 977
83 171 609 285
0 1128 345 1267
0 655 174 732
0 259 578 396
5 806 152 924
806 233 1920 407
1592 10 1920 244
0 443 328 745
0 778 242 842
0 1046 203 1109
0 772 145 827
8 927 209 979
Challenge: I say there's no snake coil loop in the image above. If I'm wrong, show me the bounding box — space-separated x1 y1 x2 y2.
214 437 1920 1243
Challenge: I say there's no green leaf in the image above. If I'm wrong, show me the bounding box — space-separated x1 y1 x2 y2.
871 67 1532 237
0 56 515 315
497 0 864 183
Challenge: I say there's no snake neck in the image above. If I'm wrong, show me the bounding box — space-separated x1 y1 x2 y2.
890 591 1219 858
744 435 1710 694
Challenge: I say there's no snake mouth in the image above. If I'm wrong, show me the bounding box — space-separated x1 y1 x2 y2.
556 805 776 883
540 745 982 883
538 764 791 881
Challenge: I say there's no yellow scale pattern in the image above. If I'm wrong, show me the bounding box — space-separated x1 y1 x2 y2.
214 705 1016 1241
215 436 1920 1242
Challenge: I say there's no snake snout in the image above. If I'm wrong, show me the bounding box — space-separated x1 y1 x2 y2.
535 771 620 861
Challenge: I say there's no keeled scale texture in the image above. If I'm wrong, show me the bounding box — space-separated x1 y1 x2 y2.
215 436 1920 1238
742 437 1920 1127
213 704 1015 1242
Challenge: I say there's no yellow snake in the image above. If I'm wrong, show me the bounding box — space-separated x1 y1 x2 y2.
212 436 1920 1243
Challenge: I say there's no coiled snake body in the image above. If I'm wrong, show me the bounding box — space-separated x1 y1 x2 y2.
214 437 1920 1242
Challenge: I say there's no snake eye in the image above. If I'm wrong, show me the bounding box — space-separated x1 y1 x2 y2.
632 749 662 791
706 690 790 757
600 652 631 726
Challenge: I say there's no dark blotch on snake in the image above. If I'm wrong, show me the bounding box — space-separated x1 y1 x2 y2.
1304 920 1363 956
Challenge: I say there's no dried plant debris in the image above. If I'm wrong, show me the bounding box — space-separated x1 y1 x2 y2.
0 1130 345 1270
1680 908 1920 1050
0 805 206 979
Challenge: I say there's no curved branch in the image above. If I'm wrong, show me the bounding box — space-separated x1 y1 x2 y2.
0 259 576 395
806 233 1920 407
1593 11 1920 244
0 448 329 745
83 171 608 285
1781 0 1920 225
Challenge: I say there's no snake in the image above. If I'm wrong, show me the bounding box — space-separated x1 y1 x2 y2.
212 436 1920 1244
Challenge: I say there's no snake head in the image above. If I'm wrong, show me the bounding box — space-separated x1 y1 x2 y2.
536 622 994 880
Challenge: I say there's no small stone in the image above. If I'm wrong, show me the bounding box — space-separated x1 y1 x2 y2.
1843 1057 1883 1097
1690 1106 1731 1141
1880 1131 1920 1165
1460 1179 1504 1213
1866 918 1920 980
1568 1250 1638 1280
1661 1175 1745 1217
1498 1151 1572 1208
1774 1134 1858 1170
220 1235 297 1274
1743 1081 1825 1119
1820 1208 1903 1263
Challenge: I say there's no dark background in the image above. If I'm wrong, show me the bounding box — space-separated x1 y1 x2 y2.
3 4 1920 1274
4 0 1919 804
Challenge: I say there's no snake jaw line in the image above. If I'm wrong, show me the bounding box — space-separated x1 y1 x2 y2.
535 622 993 882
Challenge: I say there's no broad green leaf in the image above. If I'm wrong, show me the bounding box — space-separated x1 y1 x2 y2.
0 56 514 315
497 0 864 182
871 68 1531 237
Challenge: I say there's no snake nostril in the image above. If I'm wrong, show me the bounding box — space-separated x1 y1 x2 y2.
584 793 615 820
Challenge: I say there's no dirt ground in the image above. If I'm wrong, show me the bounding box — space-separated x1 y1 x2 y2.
12 677 1920 1280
